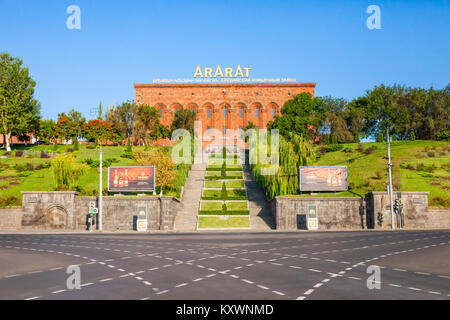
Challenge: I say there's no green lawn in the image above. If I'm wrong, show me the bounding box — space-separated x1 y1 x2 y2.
226 171 243 178
226 201 248 210
0 144 185 207
201 201 223 211
205 171 222 179
225 180 245 188
198 216 250 228
292 140 450 207
204 180 223 188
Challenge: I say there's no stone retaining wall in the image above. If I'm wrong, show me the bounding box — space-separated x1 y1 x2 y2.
0 208 23 230
272 192 450 230
272 196 365 230
0 191 180 231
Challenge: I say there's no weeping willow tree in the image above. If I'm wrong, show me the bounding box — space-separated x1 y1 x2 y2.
51 154 86 190
251 133 316 199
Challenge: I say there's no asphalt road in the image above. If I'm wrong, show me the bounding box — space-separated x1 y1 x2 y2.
0 230 449 300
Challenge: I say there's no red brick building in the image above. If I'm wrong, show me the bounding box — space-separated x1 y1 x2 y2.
134 82 315 141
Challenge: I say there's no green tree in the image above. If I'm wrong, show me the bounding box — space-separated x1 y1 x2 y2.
105 100 136 140
51 154 86 190
55 109 86 144
268 92 323 141
135 104 161 147
37 119 56 143
365 84 410 140
316 96 353 143
170 107 196 133
81 119 122 145
409 130 416 141
376 131 384 142
331 134 338 144
0 52 40 151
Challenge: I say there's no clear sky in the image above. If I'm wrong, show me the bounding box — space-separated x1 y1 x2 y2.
1 0 449 120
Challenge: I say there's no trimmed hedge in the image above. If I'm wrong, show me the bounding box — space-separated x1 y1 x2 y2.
198 210 250 215
206 168 242 171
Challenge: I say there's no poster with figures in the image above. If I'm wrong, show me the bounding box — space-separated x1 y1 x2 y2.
299 166 348 191
108 166 155 192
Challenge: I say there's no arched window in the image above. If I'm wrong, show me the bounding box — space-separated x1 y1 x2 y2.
207 108 211 119
271 108 274 118
255 107 259 119
158 108 163 118
223 107 226 119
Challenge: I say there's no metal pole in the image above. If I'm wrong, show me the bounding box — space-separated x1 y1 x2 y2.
99 141 103 231
387 129 395 230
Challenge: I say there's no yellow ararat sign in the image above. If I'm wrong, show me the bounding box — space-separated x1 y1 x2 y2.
194 65 251 78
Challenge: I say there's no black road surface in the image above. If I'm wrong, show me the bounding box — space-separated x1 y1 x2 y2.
0 230 449 300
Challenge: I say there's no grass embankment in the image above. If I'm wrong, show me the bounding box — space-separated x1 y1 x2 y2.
198 216 250 229
0 144 188 207
291 140 449 207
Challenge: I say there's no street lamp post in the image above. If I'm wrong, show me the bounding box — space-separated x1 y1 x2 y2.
98 140 103 231
387 129 395 230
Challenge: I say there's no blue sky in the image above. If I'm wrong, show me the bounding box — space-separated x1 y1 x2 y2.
1 0 449 120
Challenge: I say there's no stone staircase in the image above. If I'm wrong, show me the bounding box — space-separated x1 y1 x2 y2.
243 164 276 231
173 162 206 232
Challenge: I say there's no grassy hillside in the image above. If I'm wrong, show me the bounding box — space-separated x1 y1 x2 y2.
0 144 184 207
307 140 450 207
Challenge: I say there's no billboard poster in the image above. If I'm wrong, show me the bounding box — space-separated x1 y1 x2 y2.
108 166 155 192
299 166 348 192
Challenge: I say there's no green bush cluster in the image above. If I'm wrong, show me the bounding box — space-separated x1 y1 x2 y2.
83 157 118 168
323 144 343 152
0 196 20 207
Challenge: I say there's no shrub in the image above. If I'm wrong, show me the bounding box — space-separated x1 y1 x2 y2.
40 161 51 169
3 151 11 156
86 145 96 149
365 147 375 155
26 162 34 171
409 130 416 141
343 147 353 153
323 133 330 145
16 171 33 177
435 131 450 141
323 144 343 152
51 154 86 190
15 151 23 157
126 137 132 153
120 152 133 159
331 134 338 145
375 171 383 179
416 163 424 171
40 151 49 158
430 196 450 207
0 196 20 207
376 131 383 142
13 163 28 172
357 143 364 152
427 152 435 158
74 136 79 151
